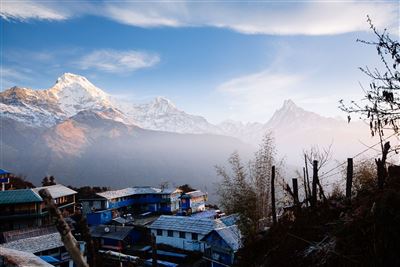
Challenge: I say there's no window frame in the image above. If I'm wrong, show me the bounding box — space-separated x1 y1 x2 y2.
167 230 174 237
179 231 186 239
191 233 198 241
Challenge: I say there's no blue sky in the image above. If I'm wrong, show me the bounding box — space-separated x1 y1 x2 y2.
1 1 399 123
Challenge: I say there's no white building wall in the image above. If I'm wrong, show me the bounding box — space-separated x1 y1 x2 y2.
151 229 205 252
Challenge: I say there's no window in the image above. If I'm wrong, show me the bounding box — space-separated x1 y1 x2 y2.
168 230 174 237
179 232 185 239
157 229 163 236
192 233 198 241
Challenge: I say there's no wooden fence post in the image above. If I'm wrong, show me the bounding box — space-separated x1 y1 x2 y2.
346 158 353 200
271 165 277 225
303 167 309 206
304 154 312 201
292 178 299 206
312 160 318 207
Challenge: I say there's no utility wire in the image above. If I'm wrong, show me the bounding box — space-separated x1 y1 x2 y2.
319 131 398 180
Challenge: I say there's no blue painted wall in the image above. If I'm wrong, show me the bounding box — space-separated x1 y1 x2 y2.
87 210 113 225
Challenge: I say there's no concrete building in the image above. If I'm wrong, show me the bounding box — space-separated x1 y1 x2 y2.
149 215 225 252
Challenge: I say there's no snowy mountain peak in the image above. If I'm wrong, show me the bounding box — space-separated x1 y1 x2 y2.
281 99 301 111
266 99 335 130
56 72 87 83
49 73 112 116
148 96 178 114
51 73 108 98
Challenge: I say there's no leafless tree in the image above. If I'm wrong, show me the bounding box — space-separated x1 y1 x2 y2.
303 143 333 202
304 143 333 171
339 16 399 189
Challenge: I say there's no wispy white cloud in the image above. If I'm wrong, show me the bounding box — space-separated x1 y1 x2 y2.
1 67 34 90
103 2 184 27
2 67 29 80
0 1 68 20
209 2 398 35
1 1 397 35
217 69 306 121
76 50 160 73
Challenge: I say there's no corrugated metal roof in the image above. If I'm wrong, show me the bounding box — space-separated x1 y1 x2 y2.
220 214 239 227
149 215 225 235
32 184 77 199
112 217 129 225
0 247 53 267
190 210 217 219
0 189 42 205
0 233 64 253
97 187 171 200
213 225 242 251
90 225 133 240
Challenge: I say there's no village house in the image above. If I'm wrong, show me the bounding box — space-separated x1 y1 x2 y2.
0 228 86 267
178 190 208 215
81 186 179 225
32 185 77 216
0 185 77 233
0 189 45 232
202 225 242 267
149 215 225 252
90 224 134 252
186 190 207 212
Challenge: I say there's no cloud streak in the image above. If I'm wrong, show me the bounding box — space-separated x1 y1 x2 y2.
1 1 398 35
76 50 160 73
217 69 306 121
0 1 68 20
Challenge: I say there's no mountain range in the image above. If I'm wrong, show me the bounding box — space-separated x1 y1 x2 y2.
0 73 375 194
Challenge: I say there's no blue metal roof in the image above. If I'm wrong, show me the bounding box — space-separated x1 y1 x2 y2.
0 169 11 175
149 215 225 235
0 189 42 205
156 250 187 258
40 256 60 263
191 210 217 219
145 259 178 267
220 214 239 227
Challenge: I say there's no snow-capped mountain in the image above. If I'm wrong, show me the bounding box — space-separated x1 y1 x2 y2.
0 73 219 133
115 96 221 134
0 72 372 158
265 99 339 130
0 72 381 189
217 120 265 145
0 73 113 127
49 73 113 117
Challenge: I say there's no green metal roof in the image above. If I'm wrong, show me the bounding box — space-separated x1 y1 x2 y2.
0 189 42 205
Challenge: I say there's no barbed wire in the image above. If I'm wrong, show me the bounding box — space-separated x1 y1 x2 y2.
318 131 398 180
